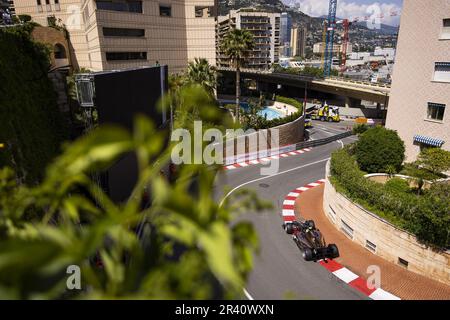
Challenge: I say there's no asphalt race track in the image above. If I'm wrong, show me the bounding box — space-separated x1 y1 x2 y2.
215 121 367 300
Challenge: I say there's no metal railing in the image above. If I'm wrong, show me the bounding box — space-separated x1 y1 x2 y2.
295 131 354 149
327 76 391 88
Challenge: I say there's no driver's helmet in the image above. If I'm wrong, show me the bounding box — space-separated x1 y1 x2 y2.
306 220 314 230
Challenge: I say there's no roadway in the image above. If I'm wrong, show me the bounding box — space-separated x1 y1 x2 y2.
215 120 365 300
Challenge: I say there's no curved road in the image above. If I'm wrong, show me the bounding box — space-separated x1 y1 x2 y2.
216 121 365 300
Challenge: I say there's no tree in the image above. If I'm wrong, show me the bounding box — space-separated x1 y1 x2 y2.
355 126 405 173
417 148 450 176
221 29 255 122
185 58 217 97
241 94 265 129
0 25 68 184
0 86 269 299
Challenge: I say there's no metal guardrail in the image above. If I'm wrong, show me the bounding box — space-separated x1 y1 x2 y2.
327 76 391 89
295 131 354 149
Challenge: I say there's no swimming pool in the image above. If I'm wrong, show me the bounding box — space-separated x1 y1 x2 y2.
259 107 284 120
218 100 284 120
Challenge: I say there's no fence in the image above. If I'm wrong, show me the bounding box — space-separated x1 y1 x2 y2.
295 131 353 149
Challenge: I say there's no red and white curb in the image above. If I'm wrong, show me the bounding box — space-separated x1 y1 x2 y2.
224 148 312 170
281 179 401 300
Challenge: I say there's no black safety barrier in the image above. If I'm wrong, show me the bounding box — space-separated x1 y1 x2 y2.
295 131 354 149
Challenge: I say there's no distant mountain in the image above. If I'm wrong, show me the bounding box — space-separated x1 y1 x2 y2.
354 22 399 35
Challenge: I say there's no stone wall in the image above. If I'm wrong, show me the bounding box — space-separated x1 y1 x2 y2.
323 161 450 285
223 115 304 163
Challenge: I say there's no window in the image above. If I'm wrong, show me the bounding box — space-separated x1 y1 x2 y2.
106 52 147 61
159 4 171 17
441 18 450 40
103 27 145 37
427 102 446 121
365 240 376 253
433 62 450 82
96 1 143 13
37 0 41 5
398 257 409 268
54 0 60 11
340 220 354 239
45 0 49 4
54 43 66 59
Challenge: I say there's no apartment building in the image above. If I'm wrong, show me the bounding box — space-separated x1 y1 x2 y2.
216 9 280 70
279 12 291 57
14 0 216 73
290 26 306 57
385 0 450 161
313 42 352 55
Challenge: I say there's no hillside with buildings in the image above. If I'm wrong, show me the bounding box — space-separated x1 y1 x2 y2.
218 0 398 53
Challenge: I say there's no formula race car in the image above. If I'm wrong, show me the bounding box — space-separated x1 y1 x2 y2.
283 220 339 262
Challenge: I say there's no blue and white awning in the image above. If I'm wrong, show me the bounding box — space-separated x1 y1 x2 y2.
435 62 450 68
414 135 445 147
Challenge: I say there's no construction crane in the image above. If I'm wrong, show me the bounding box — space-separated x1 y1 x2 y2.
320 20 328 68
338 18 350 75
322 4 399 77
323 0 337 77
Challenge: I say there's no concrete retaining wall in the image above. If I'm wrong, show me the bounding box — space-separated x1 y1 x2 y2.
323 161 450 285
223 115 304 163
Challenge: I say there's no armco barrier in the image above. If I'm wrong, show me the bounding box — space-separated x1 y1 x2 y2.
224 130 353 165
295 131 353 149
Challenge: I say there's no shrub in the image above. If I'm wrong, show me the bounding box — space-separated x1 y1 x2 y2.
352 123 369 135
384 178 410 194
417 148 450 176
0 25 68 184
355 126 405 173
330 148 449 248
400 163 443 181
275 96 302 110
18 14 32 23
255 110 303 130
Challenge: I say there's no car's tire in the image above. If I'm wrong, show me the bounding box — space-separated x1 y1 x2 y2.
328 244 340 259
303 248 314 261
285 223 295 235
328 117 333 122
320 116 325 122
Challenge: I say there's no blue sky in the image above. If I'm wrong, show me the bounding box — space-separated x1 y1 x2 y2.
283 0 403 26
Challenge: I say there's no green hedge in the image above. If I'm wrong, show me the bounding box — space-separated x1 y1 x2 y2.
252 109 303 130
330 148 450 249
0 25 68 184
275 96 302 110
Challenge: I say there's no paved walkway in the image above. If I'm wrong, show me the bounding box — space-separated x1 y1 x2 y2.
295 185 450 300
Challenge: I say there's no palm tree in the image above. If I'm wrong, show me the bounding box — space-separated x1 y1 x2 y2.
185 57 217 97
221 29 255 122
